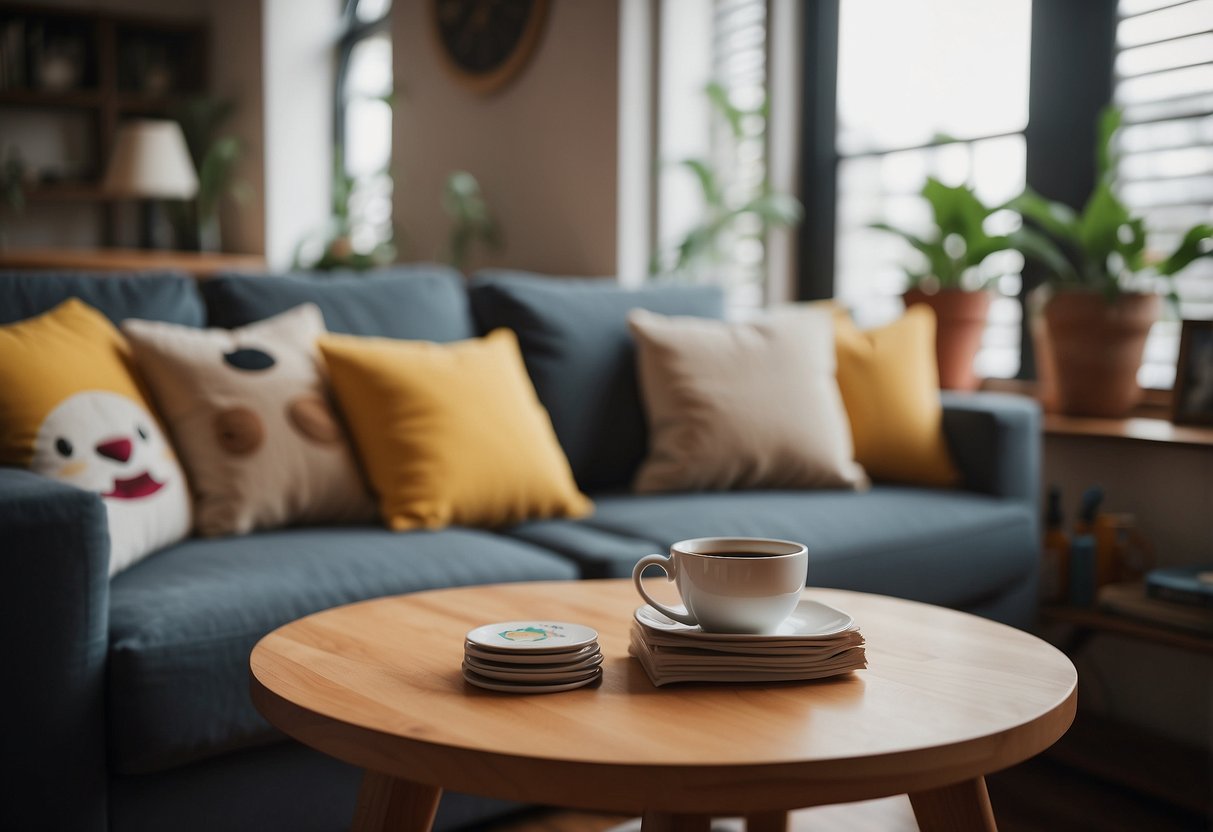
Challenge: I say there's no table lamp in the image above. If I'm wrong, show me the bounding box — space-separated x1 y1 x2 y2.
103 119 199 248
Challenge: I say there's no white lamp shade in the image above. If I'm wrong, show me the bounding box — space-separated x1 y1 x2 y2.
103 119 200 199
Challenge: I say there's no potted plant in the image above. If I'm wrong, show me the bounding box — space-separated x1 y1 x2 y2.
1011 107 1213 417
442 170 502 273
655 82 803 281
871 177 1066 390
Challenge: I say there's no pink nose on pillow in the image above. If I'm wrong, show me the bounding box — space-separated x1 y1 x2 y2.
96 437 133 463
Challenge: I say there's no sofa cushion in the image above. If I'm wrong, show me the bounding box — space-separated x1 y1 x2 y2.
107 526 579 775
628 307 866 493
123 304 375 537
0 270 203 327
511 488 1034 613
201 265 474 340
320 329 592 531
468 272 724 491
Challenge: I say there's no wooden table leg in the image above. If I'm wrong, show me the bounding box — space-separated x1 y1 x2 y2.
909 777 998 832
745 810 789 832
640 810 712 832
351 770 443 832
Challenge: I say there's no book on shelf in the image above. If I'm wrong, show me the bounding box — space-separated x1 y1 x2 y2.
1145 565 1213 609
1098 581 1213 635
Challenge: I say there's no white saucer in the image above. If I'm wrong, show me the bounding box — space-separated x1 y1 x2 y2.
463 666 603 693
634 598 854 640
466 621 599 653
464 642 601 665
464 651 604 675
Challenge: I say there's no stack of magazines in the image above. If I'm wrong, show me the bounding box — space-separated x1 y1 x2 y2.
629 599 866 687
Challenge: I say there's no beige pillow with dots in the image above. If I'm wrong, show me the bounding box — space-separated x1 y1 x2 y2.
122 303 375 537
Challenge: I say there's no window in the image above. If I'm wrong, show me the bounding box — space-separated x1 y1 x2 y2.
1115 0 1213 388
655 0 770 307
833 0 1033 379
336 0 393 257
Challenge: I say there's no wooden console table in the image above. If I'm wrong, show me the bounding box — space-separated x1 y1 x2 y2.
0 247 265 280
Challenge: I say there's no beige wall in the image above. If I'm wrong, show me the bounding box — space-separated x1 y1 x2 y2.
209 0 265 256
392 1 620 276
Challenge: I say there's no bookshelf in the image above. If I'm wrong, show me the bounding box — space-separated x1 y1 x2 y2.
0 4 207 241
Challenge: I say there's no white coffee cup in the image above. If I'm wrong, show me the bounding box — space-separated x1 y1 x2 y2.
632 537 808 634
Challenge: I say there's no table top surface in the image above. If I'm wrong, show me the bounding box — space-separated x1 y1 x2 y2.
250 580 1077 812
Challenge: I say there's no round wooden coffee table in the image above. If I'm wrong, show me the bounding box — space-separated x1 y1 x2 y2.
250 580 1076 832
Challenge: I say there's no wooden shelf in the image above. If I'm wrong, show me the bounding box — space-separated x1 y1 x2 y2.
25 184 109 203
1041 604 1213 655
0 247 265 279
0 88 103 109
1043 413 1213 449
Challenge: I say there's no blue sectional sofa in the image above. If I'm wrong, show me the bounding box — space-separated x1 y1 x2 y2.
0 265 1041 832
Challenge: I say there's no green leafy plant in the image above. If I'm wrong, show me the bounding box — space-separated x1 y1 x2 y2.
656 82 803 277
169 97 250 251
870 176 1068 292
442 171 501 271
1009 106 1213 300
293 156 397 271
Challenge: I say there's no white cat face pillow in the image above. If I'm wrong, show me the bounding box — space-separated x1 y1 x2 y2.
32 391 190 574
0 299 191 576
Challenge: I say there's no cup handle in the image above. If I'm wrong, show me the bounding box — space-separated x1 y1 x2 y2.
632 553 698 626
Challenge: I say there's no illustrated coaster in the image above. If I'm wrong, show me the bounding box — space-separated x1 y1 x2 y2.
466 621 599 653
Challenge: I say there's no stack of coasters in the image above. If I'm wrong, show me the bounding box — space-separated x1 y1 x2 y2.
463 621 603 693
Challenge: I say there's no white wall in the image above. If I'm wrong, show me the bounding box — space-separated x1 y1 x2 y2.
261 0 335 269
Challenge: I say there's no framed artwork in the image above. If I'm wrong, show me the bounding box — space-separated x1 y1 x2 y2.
1172 320 1213 425
430 0 550 95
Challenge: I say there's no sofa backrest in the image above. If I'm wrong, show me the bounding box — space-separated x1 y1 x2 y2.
202 265 475 341
469 270 724 493
0 271 204 327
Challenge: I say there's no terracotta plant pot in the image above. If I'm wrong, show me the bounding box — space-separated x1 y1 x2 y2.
903 288 992 391
1042 290 1160 418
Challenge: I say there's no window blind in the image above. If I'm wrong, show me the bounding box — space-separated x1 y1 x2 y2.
1116 0 1213 388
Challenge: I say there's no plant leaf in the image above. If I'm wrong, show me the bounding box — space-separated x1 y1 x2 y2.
1007 226 1075 280
1007 189 1081 242
1159 224 1213 276
1096 105 1122 182
705 81 745 140
679 158 723 207
1078 180 1131 271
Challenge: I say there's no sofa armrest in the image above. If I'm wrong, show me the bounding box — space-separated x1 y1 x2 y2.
941 391 1041 512
0 467 110 831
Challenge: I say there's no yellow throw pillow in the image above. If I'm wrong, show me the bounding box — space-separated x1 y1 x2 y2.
318 328 592 531
0 299 191 574
833 305 959 487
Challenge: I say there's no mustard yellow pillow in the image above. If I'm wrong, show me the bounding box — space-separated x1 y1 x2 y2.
0 299 191 574
833 305 959 487
318 328 592 530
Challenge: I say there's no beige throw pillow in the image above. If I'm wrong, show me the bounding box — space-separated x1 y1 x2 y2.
628 308 867 494
122 304 375 537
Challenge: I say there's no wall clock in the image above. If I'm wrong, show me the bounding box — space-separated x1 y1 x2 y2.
431 0 550 95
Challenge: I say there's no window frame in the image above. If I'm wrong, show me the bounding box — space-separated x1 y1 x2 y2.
334 0 392 177
795 0 1121 381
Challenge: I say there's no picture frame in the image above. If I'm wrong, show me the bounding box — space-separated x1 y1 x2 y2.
1172 320 1213 425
